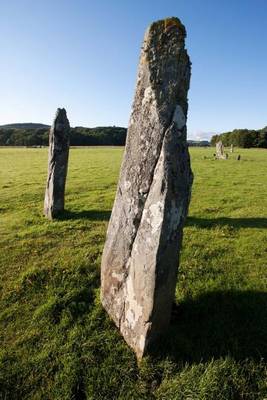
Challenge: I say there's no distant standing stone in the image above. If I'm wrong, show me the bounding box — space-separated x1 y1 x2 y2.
44 108 70 219
230 144 234 153
101 17 193 360
216 140 226 159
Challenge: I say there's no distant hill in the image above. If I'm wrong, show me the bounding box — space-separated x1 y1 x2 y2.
0 123 50 130
188 140 210 147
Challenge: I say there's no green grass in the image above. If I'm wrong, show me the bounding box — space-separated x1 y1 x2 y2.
0 147 266 400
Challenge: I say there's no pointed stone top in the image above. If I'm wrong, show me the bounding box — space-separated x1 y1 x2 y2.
136 17 190 126
52 108 70 136
55 108 68 121
143 17 187 53
149 17 186 36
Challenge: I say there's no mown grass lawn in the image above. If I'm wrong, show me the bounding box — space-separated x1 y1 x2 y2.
0 147 266 400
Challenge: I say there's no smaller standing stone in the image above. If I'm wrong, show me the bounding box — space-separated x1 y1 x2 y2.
44 108 70 219
216 140 226 159
230 144 234 153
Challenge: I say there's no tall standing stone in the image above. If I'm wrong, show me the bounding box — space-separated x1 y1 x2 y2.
216 140 226 159
101 18 193 360
44 108 70 219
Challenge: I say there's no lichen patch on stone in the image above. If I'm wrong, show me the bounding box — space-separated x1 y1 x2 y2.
125 276 143 329
148 201 164 234
173 105 186 130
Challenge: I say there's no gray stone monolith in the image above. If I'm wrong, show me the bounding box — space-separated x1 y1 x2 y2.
44 108 70 219
216 140 226 159
101 18 193 360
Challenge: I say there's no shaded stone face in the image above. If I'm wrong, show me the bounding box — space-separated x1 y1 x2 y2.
101 18 193 360
44 108 70 219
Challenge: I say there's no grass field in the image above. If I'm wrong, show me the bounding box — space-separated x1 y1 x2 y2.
0 147 266 400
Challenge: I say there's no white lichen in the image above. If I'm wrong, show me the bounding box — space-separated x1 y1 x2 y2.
124 276 143 329
148 201 164 234
111 272 123 282
173 105 185 130
124 180 131 190
142 86 157 110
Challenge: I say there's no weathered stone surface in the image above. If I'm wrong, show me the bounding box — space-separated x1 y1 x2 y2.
101 18 193 359
216 140 226 159
44 108 70 219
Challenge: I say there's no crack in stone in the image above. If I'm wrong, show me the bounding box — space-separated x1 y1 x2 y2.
126 103 180 265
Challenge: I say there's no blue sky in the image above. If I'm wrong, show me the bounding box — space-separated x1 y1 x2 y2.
1 0 267 139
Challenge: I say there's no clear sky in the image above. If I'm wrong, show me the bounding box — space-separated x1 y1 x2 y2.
1 0 267 139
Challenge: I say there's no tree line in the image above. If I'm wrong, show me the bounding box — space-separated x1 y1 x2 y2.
211 127 267 148
3 125 267 148
0 126 127 146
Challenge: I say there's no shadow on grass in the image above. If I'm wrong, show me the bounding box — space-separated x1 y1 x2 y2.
152 290 267 363
187 217 267 229
57 209 111 221
56 212 267 228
